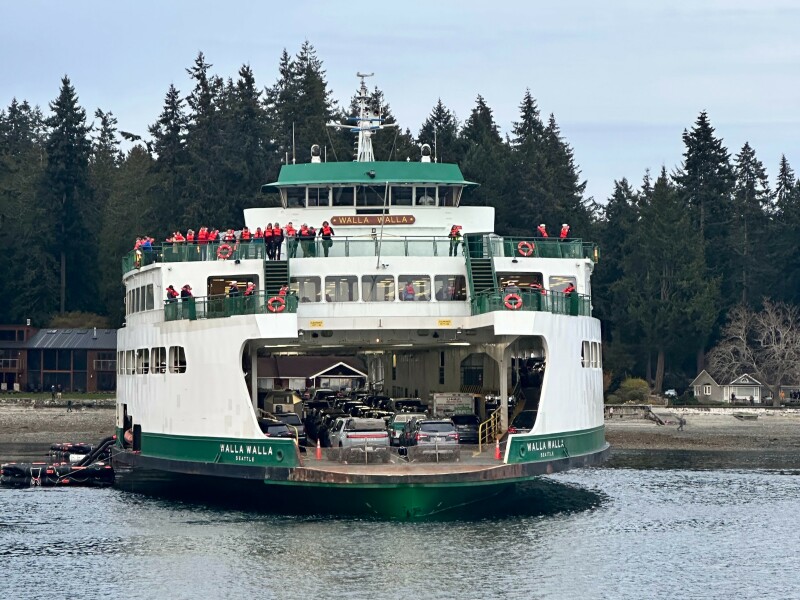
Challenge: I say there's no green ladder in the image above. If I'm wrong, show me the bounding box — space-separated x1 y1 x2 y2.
264 260 289 296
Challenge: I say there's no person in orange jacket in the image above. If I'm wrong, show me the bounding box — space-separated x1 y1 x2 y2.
285 222 297 258
264 223 274 260
559 224 570 240
319 221 335 257
272 223 284 260
536 224 548 238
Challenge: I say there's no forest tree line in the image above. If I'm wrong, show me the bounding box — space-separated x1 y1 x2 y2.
2 42 799 392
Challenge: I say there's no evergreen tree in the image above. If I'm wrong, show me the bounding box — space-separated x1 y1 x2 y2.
618 168 719 392
41 76 94 314
773 155 800 302
459 95 512 219
0 99 55 324
148 83 188 232
418 99 462 164
731 142 771 305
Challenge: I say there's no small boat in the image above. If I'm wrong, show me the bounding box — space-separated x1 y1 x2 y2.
733 412 758 421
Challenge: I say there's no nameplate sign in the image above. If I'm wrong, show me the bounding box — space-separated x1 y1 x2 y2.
330 215 416 226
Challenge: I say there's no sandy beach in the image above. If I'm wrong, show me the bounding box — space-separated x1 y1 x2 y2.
2 404 800 462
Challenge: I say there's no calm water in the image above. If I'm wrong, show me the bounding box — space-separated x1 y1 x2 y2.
2 451 800 600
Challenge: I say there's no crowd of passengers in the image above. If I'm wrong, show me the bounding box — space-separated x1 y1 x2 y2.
133 220 337 260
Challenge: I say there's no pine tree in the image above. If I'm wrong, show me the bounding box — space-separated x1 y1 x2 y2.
42 76 94 314
619 168 719 392
0 99 55 324
731 142 771 305
773 155 800 302
148 83 188 232
418 99 462 164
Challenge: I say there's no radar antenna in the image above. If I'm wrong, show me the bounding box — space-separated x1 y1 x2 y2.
327 72 397 162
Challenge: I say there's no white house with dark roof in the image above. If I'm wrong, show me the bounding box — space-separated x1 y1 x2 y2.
691 371 766 404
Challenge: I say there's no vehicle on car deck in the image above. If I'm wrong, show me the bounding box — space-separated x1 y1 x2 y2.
328 417 391 463
508 410 537 435
407 419 460 461
258 418 296 440
450 414 480 445
387 412 427 446
273 412 307 446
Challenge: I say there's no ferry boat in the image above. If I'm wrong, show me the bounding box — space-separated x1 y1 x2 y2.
112 74 609 519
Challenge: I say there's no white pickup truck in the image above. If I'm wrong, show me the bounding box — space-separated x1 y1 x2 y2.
328 417 391 463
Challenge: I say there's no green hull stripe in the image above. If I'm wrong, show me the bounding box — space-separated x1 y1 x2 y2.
506 425 606 464
141 432 300 468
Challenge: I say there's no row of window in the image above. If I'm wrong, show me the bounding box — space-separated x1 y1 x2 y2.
581 341 602 369
291 275 468 302
127 284 155 315
284 185 461 208
118 347 186 375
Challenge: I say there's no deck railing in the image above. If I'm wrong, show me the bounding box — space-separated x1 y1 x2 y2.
163 292 299 322
470 288 591 317
122 235 599 274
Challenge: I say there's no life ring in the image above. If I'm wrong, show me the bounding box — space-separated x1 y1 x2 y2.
267 296 286 313
517 240 534 257
504 293 522 310
217 244 233 260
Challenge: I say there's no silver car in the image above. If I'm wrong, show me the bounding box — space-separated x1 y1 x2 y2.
408 419 460 461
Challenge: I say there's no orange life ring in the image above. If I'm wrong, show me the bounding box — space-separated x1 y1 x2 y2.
267 296 286 313
217 244 233 260
517 240 534 257
504 293 522 310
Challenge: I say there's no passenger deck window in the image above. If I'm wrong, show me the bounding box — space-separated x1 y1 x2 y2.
169 346 186 374
434 275 467 301
285 187 305 207
291 276 321 302
146 284 155 310
136 348 150 374
582 341 590 368
151 347 167 374
325 276 358 302
356 185 385 206
399 275 430 301
415 186 436 206
125 350 135 375
362 275 395 302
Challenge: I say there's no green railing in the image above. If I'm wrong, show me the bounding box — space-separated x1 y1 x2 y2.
470 289 591 317
122 236 600 275
490 237 598 261
163 292 299 322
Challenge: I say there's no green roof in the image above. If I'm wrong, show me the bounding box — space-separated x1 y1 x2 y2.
262 161 477 192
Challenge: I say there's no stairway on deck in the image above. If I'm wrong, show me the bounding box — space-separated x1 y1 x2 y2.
469 258 496 295
264 260 289 296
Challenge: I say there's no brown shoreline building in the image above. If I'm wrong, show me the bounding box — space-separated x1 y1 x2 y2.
0 325 117 393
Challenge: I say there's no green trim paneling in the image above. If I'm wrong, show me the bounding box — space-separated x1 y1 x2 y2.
263 161 476 188
141 432 300 468
506 425 606 464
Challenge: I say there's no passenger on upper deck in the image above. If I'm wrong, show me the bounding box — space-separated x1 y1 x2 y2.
504 281 521 295
264 223 274 259
166 285 178 303
536 224 548 238
448 224 463 256
228 281 241 297
319 221 335 257
559 224 570 240
563 282 576 296
180 284 193 300
285 223 297 258
273 223 284 260
278 284 289 296
241 227 251 242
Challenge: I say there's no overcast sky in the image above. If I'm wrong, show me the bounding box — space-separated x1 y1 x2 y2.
2 0 799 203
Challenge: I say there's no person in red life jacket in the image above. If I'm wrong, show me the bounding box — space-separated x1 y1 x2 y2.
278 284 289 296
563 282 576 296
536 224 548 238
285 222 298 258
448 224 463 256
272 223 284 260
530 282 546 295
319 221 335 257
298 224 310 257
241 227 251 242
186 229 195 243
173 231 186 243
223 228 236 242
559 223 570 240
404 280 415 301
244 281 256 296
264 223 274 260
197 227 208 244
308 226 318 257
254 227 263 239
180 284 193 300
134 237 143 250
165 285 179 303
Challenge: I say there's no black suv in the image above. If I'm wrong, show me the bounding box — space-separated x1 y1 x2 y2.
450 414 480 445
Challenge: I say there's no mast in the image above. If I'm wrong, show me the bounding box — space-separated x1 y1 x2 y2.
328 72 397 162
